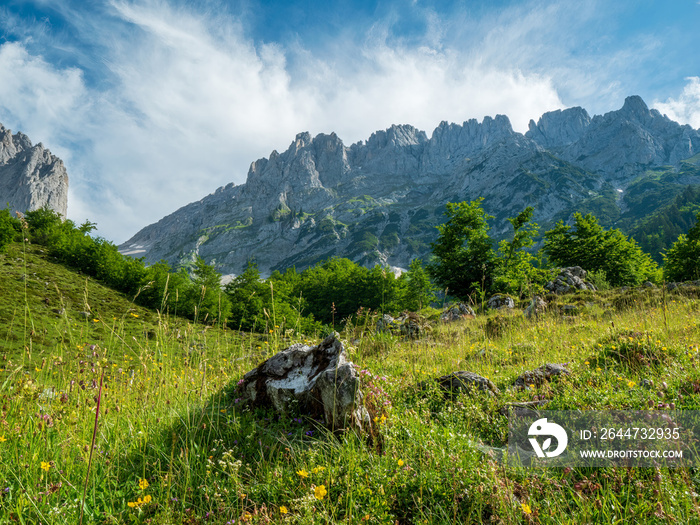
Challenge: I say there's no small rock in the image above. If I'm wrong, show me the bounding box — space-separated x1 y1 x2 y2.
440 303 476 322
435 371 500 397
524 296 547 319
499 400 550 417
513 363 570 389
544 267 596 294
487 295 514 310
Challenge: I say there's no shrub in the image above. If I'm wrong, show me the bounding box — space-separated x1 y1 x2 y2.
664 211 700 282
0 208 20 251
543 213 658 287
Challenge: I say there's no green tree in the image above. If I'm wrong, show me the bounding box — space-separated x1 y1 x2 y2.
185 256 231 324
664 212 700 281
494 206 540 295
224 260 267 330
543 213 658 287
401 258 437 310
426 198 496 299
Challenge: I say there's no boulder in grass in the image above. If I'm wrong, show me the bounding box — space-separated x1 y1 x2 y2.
440 303 476 322
524 296 547 319
237 334 370 432
376 314 397 333
435 371 500 397
544 267 597 294
486 295 515 310
513 363 570 389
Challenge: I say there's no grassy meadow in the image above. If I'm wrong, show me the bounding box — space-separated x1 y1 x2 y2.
1 242 700 524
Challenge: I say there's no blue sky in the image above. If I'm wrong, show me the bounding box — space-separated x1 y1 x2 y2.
0 0 699 243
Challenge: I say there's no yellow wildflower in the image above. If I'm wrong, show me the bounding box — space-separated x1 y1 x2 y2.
280 505 288 514
297 469 309 478
628 381 636 388
138 478 149 490
397 459 404 467
40 461 51 472
522 503 532 515
0 435 6 443
311 466 326 474
314 485 327 500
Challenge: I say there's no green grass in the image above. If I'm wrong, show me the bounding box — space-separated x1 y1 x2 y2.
1 242 700 523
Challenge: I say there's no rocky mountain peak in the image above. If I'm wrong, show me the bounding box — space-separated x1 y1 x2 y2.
526 106 591 148
0 123 69 217
365 124 428 150
619 95 651 121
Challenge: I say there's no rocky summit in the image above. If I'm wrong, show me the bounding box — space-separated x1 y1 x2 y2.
119 96 700 277
0 123 69 218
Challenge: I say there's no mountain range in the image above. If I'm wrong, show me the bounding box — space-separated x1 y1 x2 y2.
111 95 699 277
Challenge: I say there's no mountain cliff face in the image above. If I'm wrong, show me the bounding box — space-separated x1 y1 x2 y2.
120 96 700 277
0 124 69 218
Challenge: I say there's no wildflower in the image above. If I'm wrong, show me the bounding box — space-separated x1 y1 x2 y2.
93 319 100 323
311 466 325 474
314 485 327 500
41 461 51 472
628 381 636 388
138 478 149 490
0 436 6 443
280 505 288 514
397 459 404 467
584 361 589 365
297 469 309 478
128 495 152 508
521 502 532 515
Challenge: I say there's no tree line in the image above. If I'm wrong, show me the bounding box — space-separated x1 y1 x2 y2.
0 201 698 332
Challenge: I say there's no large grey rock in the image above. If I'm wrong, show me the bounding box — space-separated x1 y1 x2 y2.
237 334 369 432
0 124 68 217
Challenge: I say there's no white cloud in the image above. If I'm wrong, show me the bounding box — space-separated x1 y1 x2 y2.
0 42 88 154
653 77 700 130
0 1 570 243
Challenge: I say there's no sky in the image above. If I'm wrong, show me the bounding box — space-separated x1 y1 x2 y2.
0 0 699 244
